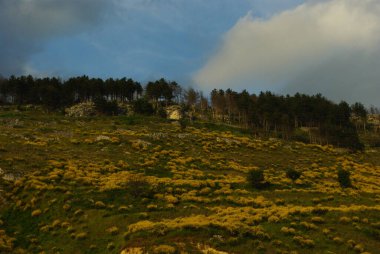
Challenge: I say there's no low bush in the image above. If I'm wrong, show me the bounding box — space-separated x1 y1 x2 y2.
157 107 167 118
93 97 119 115
247 169 269 189
133 98 154 115
286 168 302 182
337 168 352 188
126 175 153 198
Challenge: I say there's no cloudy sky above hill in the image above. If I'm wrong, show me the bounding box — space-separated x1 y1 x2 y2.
1 0 379 106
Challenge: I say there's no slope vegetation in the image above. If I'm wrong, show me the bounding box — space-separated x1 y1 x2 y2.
0 108 380 253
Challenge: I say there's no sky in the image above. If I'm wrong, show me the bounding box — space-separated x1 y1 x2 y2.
0 0 379 106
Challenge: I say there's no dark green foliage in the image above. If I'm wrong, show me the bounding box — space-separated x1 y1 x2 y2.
351 102 367 119
364 134 380 148
179 118 188 130
0 75 143 110
291 129 310 143
286 168 301 181
320 123 364 152
363 227 380 241
94 97 119 115
39 77 63 110
157 107 167 118
0 74 371 151
337 168 352 188
247 169 268 189
132 98 154 115
125 175 153 198
146 78 179 106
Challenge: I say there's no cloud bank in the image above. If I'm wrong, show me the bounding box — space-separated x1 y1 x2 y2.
195 0 380 106
0 0 111 76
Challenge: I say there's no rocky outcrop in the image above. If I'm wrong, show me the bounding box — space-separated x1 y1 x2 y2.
65 101 97 117
165 105 182 120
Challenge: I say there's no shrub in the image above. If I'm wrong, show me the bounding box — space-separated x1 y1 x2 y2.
337 168 352 188
75 232 88 240
247 169 268 189
126 175 153 198
94 97 119 115
106 226 119 235
133 98 154 115
94 201 106 209
179 118 188 130
107 242 115 250
291 129 310 143
31 209 42 217
320 123 364 152
152 245 176 254
157 107 167 118
286 168 301 182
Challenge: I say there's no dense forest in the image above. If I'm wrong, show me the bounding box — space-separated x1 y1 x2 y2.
0 75 379 150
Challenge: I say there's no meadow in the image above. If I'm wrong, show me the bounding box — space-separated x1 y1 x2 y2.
0 106 380 254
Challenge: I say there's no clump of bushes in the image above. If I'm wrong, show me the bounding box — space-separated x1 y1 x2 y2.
106 226 119 235
93 97 119 115
152 245 176 254
31 209 42 217
179 118 188 130
0 229 15 252
247 169 269 189
337 168 352 188
125 175 153 198
75 232 88 240
132 98 154 115
157 107 167 118
286 168 301 182
94 201 106 209
293 235 315 248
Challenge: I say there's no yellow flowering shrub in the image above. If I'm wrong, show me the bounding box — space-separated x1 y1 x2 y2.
281 227 296 235
293 235 315 248
0 230 15 252
121 248 144 254
106 226 119 235
75 232 88 240
152 245 176 254
31 209 42 217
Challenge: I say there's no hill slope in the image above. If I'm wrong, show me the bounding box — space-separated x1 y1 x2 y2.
1 109 380 253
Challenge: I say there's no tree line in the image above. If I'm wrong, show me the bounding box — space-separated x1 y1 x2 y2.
0 75 144 109
207 89 368 150
0 75 377 150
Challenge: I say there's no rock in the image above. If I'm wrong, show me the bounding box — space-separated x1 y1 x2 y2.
2 173 18 182
96 135 111 141
65 101 96 117
165 105 182 120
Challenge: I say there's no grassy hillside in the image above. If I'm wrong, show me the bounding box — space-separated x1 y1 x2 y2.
1 107 380 254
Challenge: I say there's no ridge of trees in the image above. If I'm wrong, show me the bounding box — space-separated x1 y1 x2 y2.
1 74 378 151
0 75 143 109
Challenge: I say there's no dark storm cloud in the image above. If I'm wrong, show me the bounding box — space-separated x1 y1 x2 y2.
0 0 112 76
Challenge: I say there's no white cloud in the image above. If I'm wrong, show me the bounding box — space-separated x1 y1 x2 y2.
194 0 380 106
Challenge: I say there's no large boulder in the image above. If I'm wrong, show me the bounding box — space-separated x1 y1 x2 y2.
165 105 182 120
65 101 97 117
